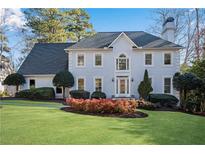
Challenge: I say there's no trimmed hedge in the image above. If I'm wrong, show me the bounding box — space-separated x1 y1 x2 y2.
70 90 90 99
15 87 55 100
147 93 179 107
91 91 106 99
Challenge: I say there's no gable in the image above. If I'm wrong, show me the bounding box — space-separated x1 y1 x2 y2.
108 32 138 48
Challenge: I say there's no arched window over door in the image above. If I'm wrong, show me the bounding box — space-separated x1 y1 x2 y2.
116 54 129 70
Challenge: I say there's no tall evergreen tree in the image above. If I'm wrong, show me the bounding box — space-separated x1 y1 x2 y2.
24 8 94 43
138 69 153 99
66 9 95 41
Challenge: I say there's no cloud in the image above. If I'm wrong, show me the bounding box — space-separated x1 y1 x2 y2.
0 8 25 30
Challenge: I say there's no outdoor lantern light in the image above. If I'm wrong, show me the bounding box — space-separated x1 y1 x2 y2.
112 78 114 82
131 78 134 82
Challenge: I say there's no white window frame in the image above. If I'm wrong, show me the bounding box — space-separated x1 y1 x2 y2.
115 53 130 71
163 52 172 66
93 76 103 92
76 53 86 68
144 52 153 67
163 76 173 94
76 77 86 90
93 53 103 68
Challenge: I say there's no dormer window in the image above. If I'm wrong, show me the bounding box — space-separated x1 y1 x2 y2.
116 54 129 70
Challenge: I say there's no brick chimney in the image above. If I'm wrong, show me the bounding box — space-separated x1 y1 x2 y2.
161 17 176 43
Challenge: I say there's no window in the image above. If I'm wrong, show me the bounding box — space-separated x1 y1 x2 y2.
95 54 102 67
95 78 102 92
164 77 171 94
56 87 62 94
145 53 152 65
29 79 35 89
116 54 129 70
77 53 85 67
78 78 85 90
164 53 171 65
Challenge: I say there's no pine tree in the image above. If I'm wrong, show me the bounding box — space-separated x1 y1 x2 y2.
138 69 153 99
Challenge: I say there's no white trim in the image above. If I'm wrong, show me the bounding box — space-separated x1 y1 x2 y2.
93 53 103 68
108 32 138 48
93 76 103 92
144 52 154 67
65 48 113 51
163 52 173 67
76 76 86 90
162 76 173 94
76 53 86 68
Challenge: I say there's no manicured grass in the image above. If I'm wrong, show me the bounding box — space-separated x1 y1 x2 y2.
0 100 205 144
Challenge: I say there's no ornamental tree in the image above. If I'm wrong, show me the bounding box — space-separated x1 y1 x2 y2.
3 73 26 92
138 69 153 99
53 70 74 98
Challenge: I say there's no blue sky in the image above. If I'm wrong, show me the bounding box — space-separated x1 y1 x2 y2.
85 8 155 31
8 8 157 68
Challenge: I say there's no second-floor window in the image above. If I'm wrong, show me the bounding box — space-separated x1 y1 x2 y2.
94 53 102 67
164 53 172 65
145 53 152 65
116 54 129 70
77 53 85 67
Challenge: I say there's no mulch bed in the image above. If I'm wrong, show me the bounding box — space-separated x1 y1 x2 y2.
61 107 148 118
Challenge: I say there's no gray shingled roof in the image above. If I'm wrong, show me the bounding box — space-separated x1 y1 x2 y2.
68 31 182 49
18 43 74 75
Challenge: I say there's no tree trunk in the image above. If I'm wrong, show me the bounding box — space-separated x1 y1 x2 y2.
195 8 200 60
63 87 65 99
16 85 19 92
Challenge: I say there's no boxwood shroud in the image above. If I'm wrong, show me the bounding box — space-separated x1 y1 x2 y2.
70 90 90 99
147 93 179 107
15 87 55 100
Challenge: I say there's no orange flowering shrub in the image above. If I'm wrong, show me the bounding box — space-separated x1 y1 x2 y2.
65 98 137 114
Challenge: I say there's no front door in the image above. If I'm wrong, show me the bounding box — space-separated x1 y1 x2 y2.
116 77 130 97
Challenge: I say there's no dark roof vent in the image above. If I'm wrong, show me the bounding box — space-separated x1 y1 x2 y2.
163 17 174 26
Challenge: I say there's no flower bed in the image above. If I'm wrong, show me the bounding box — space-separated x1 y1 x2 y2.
65 98 137 114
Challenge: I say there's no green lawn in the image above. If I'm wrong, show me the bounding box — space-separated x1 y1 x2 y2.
0 100 205 145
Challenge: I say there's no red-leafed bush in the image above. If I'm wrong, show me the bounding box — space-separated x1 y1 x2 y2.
65 98 137 114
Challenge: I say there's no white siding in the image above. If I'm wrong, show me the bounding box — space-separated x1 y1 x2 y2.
69 34 180 98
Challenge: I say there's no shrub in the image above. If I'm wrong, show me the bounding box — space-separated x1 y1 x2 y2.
70 90 90 99
136 99 156 110
15 87 55 100
91 91 106 99
138 69 153 99
53 70 74 98
147 93 179 107
65 98 137 114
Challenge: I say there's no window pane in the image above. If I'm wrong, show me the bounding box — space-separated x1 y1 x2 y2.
145 54 152 65
78 54 84 66
164 53 171 65
149 78 152 85
164 78 171 93
95 54 102 66
119 59 127 70
95 78 102 92
56 87 62 94
29 79 35 89
78 78 84 90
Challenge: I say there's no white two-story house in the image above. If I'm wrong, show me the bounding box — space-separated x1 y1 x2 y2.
18 17 182 98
